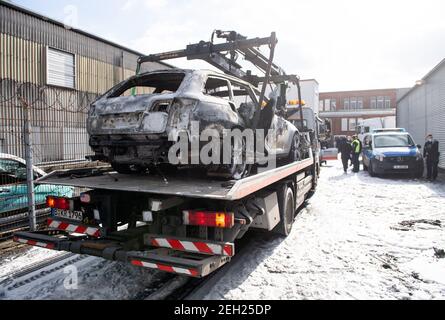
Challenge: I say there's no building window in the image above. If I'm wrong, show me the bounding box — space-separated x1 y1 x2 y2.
330 99 336 111
377 96 384 109
384 97 391 108
341 118 348 132
349 118 357 131
350 97 357 110
370 97 377 109
324 99 330 111
319 100 324 111
343 98 349 110
46 47 75 89
357 97 363 109
357 118 363 129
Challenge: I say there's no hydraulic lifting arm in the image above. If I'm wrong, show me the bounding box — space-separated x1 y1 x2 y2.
137 30 304 127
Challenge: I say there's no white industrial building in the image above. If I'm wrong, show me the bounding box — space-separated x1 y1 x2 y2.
397 58 445 169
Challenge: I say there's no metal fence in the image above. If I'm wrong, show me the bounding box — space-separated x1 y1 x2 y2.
0 78 98 240
0 78 98 163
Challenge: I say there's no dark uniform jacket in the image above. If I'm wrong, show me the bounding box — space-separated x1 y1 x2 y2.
424 140 440 161
337 138 352 158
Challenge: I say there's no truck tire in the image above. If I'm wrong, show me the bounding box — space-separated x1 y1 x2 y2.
273 185 295 237
306 163 319 200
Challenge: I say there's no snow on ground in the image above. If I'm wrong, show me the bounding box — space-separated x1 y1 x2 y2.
0 247 65 279
0 255 168 300
203 160 445 300
0 245 169 299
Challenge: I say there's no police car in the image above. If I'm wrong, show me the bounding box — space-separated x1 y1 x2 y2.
362 131 424 177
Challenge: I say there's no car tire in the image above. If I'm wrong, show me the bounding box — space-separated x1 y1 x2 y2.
273 185 295 237
413 167 424 179
288 134 301 163
216 136 250 180
369 161 376 177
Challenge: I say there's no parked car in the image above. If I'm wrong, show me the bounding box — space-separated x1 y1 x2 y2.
362 132 424 177
87 69 303 179
0 153 73 214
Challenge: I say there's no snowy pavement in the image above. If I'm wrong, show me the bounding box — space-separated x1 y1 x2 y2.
0 160 444 300
203 160 445 300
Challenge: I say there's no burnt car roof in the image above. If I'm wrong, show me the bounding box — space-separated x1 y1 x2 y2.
133 69 254 87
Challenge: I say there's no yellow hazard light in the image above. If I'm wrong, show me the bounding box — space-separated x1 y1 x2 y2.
215 213 226 228
288 100 305 106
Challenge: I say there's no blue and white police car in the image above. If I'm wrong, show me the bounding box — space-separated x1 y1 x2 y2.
362 131 424 177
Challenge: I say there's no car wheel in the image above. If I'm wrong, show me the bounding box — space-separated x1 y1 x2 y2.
288 134 301 163
273 185 295 237
216 136 251 180
369 161 376 177
412 167 424 179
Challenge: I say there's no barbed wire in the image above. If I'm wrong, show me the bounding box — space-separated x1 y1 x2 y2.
0 79 99 114
0 78 95 165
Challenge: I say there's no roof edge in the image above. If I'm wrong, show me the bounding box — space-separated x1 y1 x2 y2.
0 0 173 68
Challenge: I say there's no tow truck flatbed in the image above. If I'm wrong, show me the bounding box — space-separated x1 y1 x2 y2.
36 158 313 201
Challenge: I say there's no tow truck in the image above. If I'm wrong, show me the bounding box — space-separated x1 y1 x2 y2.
14 31 321 278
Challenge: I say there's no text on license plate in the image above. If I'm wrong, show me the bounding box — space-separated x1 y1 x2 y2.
53 208 83 221
393 165 409 169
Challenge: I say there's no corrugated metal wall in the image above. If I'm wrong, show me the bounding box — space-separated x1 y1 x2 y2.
397 64 445 169
0 3 168 165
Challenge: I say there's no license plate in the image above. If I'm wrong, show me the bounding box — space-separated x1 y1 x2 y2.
393 165 409 169
53 208 83 221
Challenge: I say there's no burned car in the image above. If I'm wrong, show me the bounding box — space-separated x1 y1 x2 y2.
87 69 302 179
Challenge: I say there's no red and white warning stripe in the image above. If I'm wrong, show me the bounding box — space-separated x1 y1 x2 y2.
13 237 55 250
47 218 101 238
131 260 199 277
149 237 234 257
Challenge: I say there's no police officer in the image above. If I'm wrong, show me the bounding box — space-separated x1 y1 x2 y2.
338 136 352 173
351 135 362 173
424 134 440 181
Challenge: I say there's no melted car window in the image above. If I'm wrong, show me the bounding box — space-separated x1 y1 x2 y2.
109 73 185 97
203 78 231 101
231 83 256 110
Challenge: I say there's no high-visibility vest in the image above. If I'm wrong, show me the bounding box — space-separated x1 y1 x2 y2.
352 139 360 153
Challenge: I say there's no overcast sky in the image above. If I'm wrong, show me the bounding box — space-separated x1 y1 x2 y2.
13 0 445 92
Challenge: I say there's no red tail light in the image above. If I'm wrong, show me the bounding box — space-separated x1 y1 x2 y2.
46 196 71 210
182 210 234 228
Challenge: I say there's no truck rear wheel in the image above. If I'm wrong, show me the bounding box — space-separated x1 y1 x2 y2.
273 185 295 237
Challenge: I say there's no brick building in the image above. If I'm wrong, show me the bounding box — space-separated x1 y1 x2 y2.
318 88 406 137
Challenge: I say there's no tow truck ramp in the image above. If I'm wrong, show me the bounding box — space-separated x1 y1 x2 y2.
36 158 313 201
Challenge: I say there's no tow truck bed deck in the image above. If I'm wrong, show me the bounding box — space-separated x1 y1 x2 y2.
37 158 313 201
